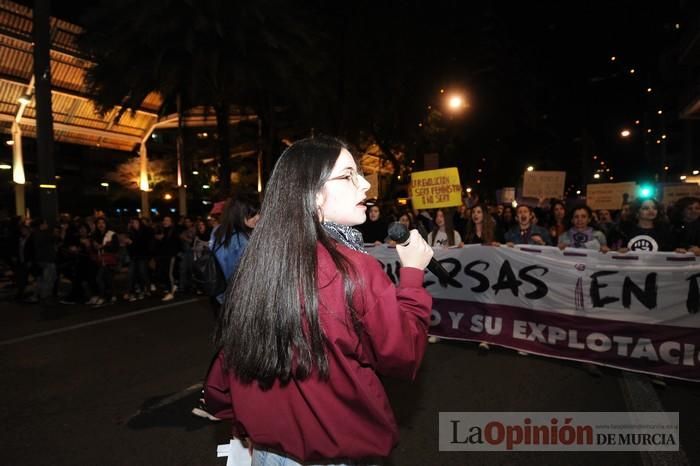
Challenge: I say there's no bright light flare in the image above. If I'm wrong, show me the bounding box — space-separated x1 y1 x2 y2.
447 94 466 111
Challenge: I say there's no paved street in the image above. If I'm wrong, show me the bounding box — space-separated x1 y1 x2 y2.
1 296 698 466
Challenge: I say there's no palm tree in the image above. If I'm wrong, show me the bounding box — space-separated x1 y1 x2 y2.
79 0 328 197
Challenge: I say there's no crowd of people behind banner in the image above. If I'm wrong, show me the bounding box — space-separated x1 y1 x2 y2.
2 194 699 313
350 194 700 388
357 195 700 254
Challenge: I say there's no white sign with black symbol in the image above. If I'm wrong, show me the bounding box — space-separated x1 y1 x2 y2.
627 235 658 252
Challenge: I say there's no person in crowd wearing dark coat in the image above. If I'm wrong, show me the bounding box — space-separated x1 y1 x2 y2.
670 196 700 251
154 215 181 301
124 217 153 301
619 199 674 252
357 204 388 244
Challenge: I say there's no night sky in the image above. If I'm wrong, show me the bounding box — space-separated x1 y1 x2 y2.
41 1 683 195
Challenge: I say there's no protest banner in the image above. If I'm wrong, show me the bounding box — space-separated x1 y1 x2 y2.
586 182 637 210
522 171 565 199
662 184 700 206
367 244 700 381
410 167 462 209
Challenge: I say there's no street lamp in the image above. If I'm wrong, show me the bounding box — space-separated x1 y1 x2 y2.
526 166 534 172
620 129 631 138
445 92 468 113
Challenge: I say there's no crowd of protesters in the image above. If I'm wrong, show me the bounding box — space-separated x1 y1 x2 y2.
356 195 700 255
2 194 699 311
1 190 697 343
354 194 700 387
0 211 217 308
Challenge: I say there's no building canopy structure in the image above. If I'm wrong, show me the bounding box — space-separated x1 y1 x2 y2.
0 0 258 218
0 0 162 152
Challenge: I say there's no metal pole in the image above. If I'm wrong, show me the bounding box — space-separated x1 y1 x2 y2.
139 140 150 218
176 93 187 215
11 122 25 217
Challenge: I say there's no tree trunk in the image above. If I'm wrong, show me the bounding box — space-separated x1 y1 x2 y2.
33 0 58 223
371 130 400 201
215 102 231 198
260 93 278 190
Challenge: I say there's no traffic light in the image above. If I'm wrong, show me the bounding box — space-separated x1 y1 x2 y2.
637 183 656 200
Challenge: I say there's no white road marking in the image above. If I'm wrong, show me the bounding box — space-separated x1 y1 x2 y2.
0 298 202 346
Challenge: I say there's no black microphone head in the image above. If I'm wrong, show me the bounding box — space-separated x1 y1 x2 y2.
388 221 410 243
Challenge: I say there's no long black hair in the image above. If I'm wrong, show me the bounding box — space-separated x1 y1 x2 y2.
215 136 362 390
213 193 260 247
428 207 458 246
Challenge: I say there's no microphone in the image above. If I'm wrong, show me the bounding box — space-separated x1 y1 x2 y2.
387 222 451 287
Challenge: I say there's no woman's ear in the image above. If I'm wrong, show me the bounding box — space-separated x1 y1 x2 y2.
316 192 325 221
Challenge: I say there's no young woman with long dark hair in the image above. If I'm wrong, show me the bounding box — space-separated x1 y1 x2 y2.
427 207 463 247
209 193 260 304
464 204 504 245
204 136 433 465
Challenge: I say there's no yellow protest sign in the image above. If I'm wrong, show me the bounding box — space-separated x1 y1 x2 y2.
410 168 462 209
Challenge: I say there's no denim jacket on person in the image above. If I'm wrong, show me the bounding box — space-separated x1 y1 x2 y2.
209 226 249 303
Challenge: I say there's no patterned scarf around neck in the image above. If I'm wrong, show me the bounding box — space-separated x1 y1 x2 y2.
322 221 367 254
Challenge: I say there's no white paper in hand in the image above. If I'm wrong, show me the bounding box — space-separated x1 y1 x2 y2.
216 438 252 466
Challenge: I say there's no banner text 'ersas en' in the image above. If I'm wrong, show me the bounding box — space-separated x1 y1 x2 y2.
410 167 463 209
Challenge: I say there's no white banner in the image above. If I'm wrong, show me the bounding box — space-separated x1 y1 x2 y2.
366 244 700 381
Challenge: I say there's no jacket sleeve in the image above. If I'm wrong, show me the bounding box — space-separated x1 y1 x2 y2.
203 351 234 420
358 262 432 380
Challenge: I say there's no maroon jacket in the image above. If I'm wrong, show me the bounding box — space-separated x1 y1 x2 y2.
205 242 432 462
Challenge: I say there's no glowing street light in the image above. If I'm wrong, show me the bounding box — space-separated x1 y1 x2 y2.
593 173 601 179
446 93 468 112
526 166 534 172
620 129 631 138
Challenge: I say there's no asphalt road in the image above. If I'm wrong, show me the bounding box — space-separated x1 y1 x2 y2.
1 297 698 466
